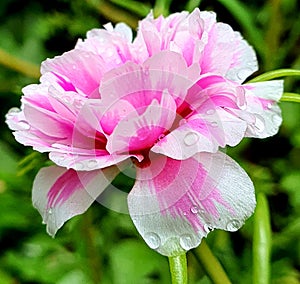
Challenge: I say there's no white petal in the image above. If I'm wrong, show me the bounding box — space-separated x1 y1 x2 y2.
32 165 119 236
128 152 255 256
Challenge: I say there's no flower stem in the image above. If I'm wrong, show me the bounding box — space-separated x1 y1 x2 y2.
0 48 40 79
248 68 300 83
192 240 231 284
253 193 271 284
168 253 188 284
154 0 172 16
281 92 300 103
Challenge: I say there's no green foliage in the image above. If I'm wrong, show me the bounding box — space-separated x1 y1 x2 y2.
0 0 299 283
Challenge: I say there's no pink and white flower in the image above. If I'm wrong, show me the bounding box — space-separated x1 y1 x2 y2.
6 9 283 256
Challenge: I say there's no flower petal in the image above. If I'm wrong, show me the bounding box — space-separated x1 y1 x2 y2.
32 165 119 236
152 107 247 159
128 151 255 256
243 80 283 138
107 89 177 155
41 49 105 97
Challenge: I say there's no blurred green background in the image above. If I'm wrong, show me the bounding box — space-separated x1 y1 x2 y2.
0 0 299 283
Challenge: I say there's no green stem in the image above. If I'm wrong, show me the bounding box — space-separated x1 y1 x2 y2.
248 69 300 83
253 193 271 284
154 0 172 16
281 92 300 103
0 48 40 79
192 240 231 284
168 253 188 284
86 0 139 28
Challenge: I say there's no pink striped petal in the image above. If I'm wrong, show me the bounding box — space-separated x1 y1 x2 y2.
41 49 106 97
152 108 247 160
32 165 119 236
100 51 198 109
128 151 255 256
106 89 177 155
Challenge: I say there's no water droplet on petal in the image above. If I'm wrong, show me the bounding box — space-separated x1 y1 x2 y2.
18 120 31 130
72 65 77 70
254 116 265 133
74 99 84 109
206 109 215 115
226 219 241 232
143 67 150 76
210 121 218 128
272 114 281 125
190 206 199 214
87 159 98 169
179 234 195 250
179 119 187 126
75 162 84 170
63 95 73 104
184 132 199 146
56 153 69 164
8 107 21 114
47 208 53 215
183 211 187 216
145 232 161 249
236 86 247 110
204 223 214 233
267 103 272 110
158 134 165 141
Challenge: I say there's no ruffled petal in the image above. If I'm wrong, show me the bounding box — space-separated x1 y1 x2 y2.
128 151 255 256
107 89 177 154
242 80 283 138
152 107 247 159
32 165 119 236
100 51 198 109
41 49 105 97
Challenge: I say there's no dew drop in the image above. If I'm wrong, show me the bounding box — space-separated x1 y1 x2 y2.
63 95 73 104
190 206 199 214
55 154 67 164
18 120 31 130
210 121 218 128
179 119 187 126
226 219 241 232
143 67 150 76
8 107 21 114
267 102 272 110
272 114 281 125
183 211 187 216
47 207 53 215
179 234 195 250
236 86 247 110
254 116 265 133
75 162 84 170
72 65 77 70
87 159 98 169
73 99 84 109
158 134 165 141
184 132 199 146
145 232 161 249
206 109 215 115
203 223 214 233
